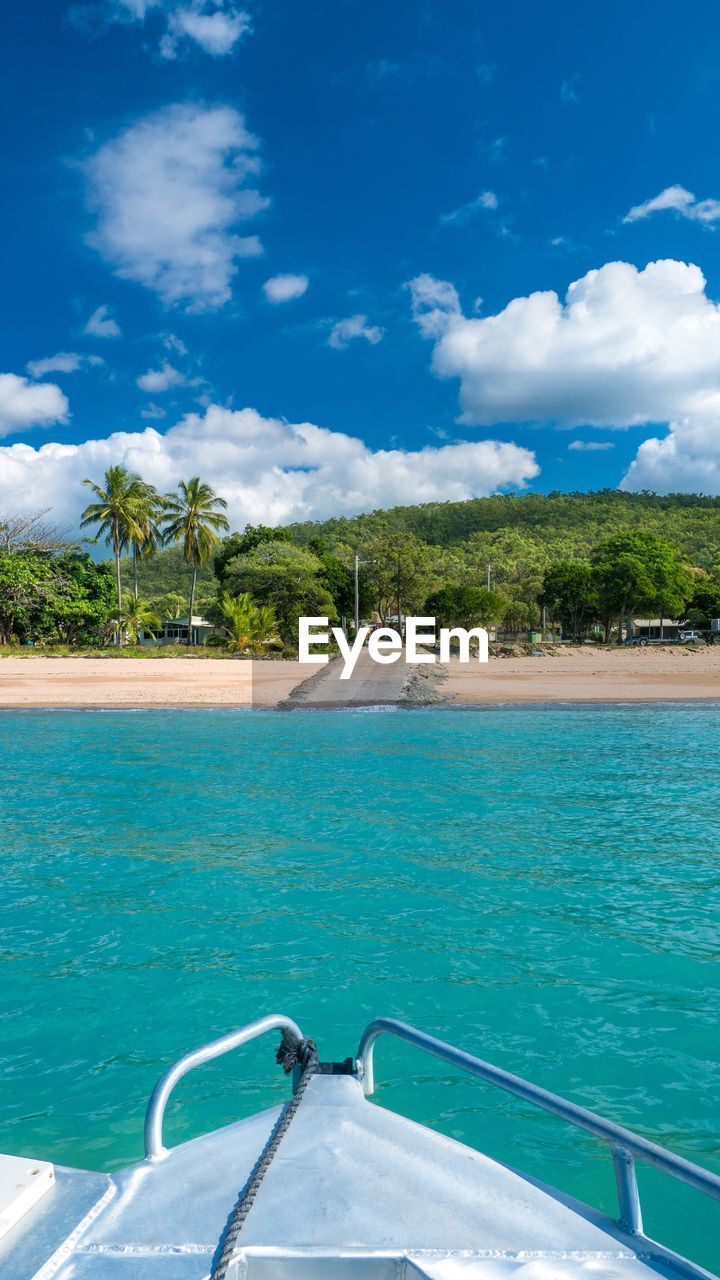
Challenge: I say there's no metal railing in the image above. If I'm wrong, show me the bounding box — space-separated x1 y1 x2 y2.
144 1014 302 1160
356 1017 720 1245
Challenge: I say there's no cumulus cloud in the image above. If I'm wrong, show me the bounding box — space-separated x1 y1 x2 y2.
328 315 384 350
410 259 720 428
263 273 309 303
85 103 267 311
440 190 498 226
137 362 186 392
26 353 103 377
623 185 720 226
0 374 69 438
0 405 538 532
622 417 720 494
84 305 121 338
70 1 251 59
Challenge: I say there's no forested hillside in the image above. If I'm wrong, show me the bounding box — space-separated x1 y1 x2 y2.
289 491 720 565
125 491 720 602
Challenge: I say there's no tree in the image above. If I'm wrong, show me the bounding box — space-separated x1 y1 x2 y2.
81 466 144 639
214 525 292 582
0 554 54 644
539 561 597 641
424 584 506 629
128 482 164 601
591 532 692 643
162 478 229 645
681 575 720 629
362 532 434 622
220 541 336 644
150 591 186 621
0 552 115 646
307 538 356 619
218 592 280 653
0 510 75 554
43 553 116 645
501 598 540 634
121 596 162 645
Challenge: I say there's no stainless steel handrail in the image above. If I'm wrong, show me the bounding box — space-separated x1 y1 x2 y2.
356 1017 720 1240
144 1014 303 1160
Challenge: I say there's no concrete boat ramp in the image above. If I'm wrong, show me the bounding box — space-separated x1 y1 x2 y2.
280 651 447 709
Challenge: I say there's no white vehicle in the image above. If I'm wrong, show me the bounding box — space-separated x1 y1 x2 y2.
2 1014 719 1279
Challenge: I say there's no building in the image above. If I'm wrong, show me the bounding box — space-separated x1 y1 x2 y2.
141 616 215 646
626 617 681 641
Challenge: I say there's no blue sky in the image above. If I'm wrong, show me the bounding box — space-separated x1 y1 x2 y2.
4 0 720 531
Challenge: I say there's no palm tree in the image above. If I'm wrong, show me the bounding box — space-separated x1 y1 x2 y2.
162 478 229 645
121 597 162 645
128 483 164 601
219 592 279 653
81 465 143 641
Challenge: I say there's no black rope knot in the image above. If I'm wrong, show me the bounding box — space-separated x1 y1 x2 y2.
275 1028 318 1075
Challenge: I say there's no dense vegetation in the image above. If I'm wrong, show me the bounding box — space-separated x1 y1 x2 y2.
3 489 720 651
288 490 720 565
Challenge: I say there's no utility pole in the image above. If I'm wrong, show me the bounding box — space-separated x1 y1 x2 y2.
487 564 491 591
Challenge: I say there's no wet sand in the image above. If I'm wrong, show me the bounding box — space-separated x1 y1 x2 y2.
1 647 719 708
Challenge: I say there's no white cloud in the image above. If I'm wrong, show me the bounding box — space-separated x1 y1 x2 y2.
26 353 103 378
407 273 461 339
440 190 498 226
410 260 720 428
0 405 538 531
137 362 186 392
84 305 122 338
623 185 720 226
263 273 309 303
160 3 251 58
85 103 267 311
140 402 167 420
622 417 720 494
560 74 580 103
328 315 384 350
568 440 615 452
0 374 69 438
71 1 251 59
163 333 188 355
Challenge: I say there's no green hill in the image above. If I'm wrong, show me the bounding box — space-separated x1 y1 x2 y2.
119 490 720 606
288 490 720 565
119 545 216 610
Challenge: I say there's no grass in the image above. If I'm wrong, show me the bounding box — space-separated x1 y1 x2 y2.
0 644 287 660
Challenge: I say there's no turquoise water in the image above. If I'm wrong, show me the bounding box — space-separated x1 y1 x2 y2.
1 706 719 1269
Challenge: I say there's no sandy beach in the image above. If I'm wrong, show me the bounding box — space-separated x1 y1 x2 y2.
1 646 720 707
0 657 324 709
444 644 720 703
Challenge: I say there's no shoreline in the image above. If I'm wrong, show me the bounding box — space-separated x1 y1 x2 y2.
1 647 720 708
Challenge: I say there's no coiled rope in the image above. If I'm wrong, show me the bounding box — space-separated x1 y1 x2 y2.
210 1028 320 1279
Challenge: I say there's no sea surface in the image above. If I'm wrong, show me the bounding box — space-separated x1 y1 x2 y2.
1 706 719 1269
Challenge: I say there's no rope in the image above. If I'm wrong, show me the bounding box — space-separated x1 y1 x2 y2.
210 1029 320 1280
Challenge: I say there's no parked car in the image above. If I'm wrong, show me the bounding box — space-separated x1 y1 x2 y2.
623 635 676 646
678 630 705 644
